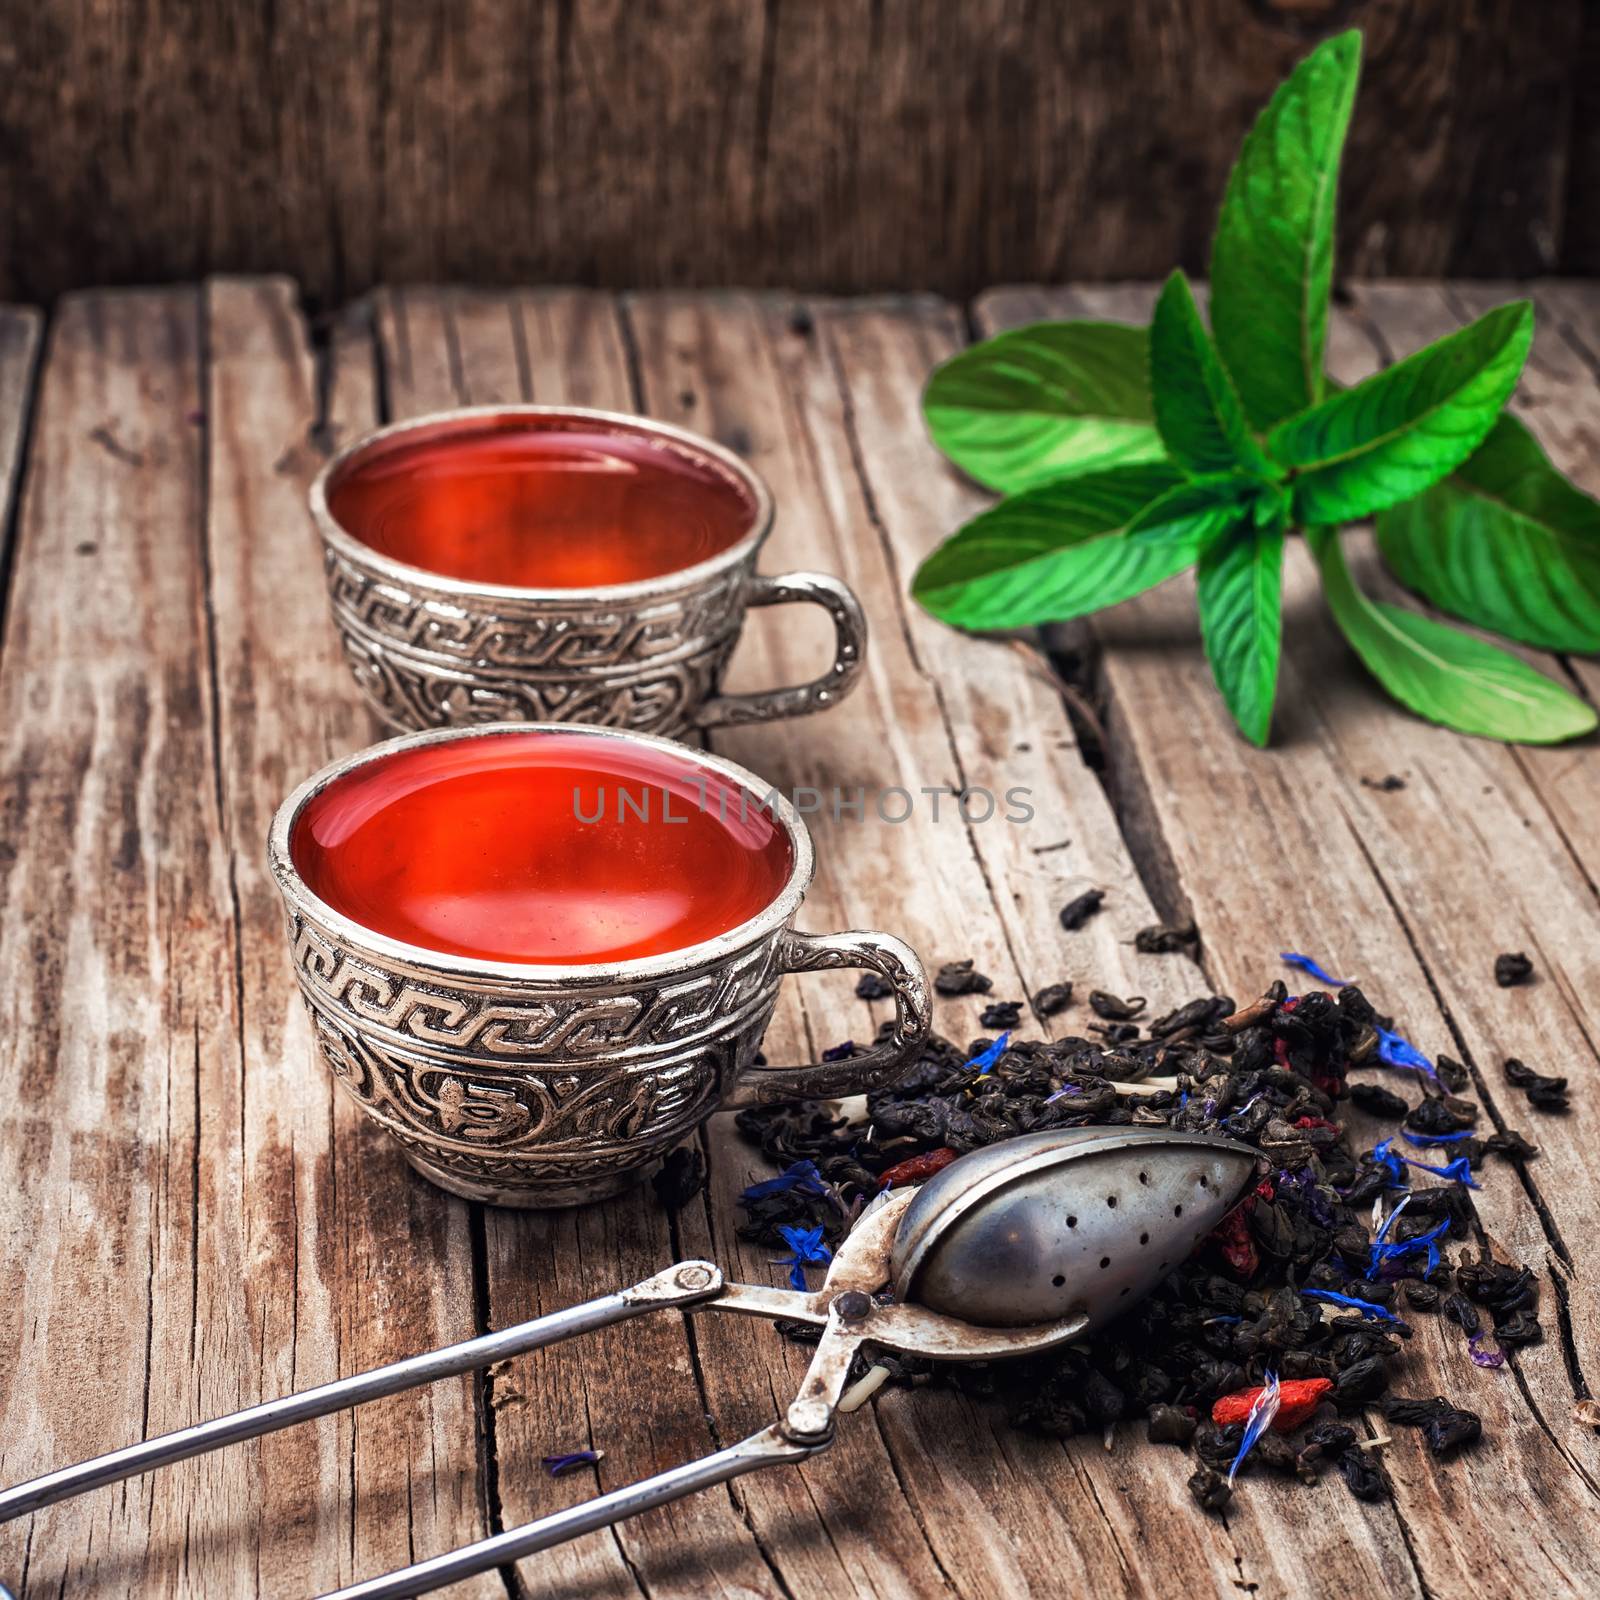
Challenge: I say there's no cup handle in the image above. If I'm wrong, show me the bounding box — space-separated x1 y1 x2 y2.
695 572 868 728
722 929 931 1108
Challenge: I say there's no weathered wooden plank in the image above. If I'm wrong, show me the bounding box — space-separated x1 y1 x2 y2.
811 296 1420 1600
375 286 786 1600
2 2 1589 306
975 282 1600 1594
0 283 502 1599
624 290 1100 1599
203 278 498 1596
0 290 236 1598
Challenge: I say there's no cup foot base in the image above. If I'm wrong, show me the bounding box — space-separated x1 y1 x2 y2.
401 1149 657 1209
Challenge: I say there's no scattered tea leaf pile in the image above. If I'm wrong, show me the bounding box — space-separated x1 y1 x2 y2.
735 969 1555 1509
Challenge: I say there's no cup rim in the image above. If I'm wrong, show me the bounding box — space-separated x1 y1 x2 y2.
267 722 816 985
309 404 776 604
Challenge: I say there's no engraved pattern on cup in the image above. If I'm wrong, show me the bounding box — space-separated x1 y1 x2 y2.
323 544 749 735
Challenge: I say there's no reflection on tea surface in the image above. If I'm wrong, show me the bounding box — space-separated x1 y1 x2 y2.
291 731 792 965
328 423 755 587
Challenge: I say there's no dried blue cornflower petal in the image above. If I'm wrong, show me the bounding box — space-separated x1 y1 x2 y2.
1467 1331 1506 1369
1302 1289 1404 1324
1223 1092 1264 1126
1370 1139 1409 1188
777 1222 832 1290
741 1159 831 1203
1372 1140 1479 1192
1368 1191 1412 1274
1228 1368 1280 1485
1367 1194 1453 1277
1376 1026 1439 1080
543 1449 604 1476
1280 952 1353 987
1403 1154 1480 1190
1402 1129 1474 1148
966 1031 1012 1075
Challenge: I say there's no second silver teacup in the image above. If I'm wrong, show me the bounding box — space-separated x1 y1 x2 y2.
268 723 930 1207
310 406 867 735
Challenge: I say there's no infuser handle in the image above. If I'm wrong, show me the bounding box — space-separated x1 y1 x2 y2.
723 927 932 1106
695 570 867 727
321 1423 822 1599
0 1263 725 1527
324 1304 865 1599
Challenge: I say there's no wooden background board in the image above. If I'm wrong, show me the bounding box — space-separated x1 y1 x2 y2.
0 277 1597 1598
2 1 1599 307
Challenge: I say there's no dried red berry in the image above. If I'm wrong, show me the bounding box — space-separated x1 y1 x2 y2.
1212 1378 1332 1432
878 1147 960 1188
1207 1203 1259 1279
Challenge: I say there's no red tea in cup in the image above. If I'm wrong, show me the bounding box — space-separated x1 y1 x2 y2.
326 419 755 588
290 729 792 965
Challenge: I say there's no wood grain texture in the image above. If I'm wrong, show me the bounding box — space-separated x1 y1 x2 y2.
0 282 502 1598
5 276 1600 1598
979 280 1600 1596
0 0 1592 306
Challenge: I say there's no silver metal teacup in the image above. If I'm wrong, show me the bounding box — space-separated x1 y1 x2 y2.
267 723 930 1207
310 406 868 735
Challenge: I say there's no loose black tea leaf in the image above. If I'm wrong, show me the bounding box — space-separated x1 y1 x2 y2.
1349 1083 1410 1118
1493 1309 1542 1347
1336 1447 1390 1502
1089 990 1147 1021
1091 1022 1142 1044
1382 1394 1482 1456
1147 1404 1199 1445
855 971 893 1001
1033 982 1074 1016
1494 951 1534 987
1503 1056 1570 1114
1483 1128 1539 1163
1404 1095 1476 1137
933 960 993 997
1188 1464 1233 1511
734 964 1535 1515
1148 996 1230 1038
1135 921 1197 954
979 1000 1024 1030
1403 1282 1440 1313
1360 774 1406 792
1059 889 1106 930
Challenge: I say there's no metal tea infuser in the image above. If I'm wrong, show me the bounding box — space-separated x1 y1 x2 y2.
0 1127 1257 1598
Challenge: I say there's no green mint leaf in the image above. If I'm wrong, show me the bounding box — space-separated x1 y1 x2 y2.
1271 301 1533 524
1150 271 1272 478
923 321 1164 493
912 462 1207 629
1210 30 1362 430
1309 526 1596 744
1126 473 1261 547
1377 413 1600 653
1196 518 1287 746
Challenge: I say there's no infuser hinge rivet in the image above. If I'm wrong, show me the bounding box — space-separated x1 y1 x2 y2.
833 1290 872 1322
676 1265 714 1291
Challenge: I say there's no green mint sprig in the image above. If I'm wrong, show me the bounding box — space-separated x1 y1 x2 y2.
913 29 1599 746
